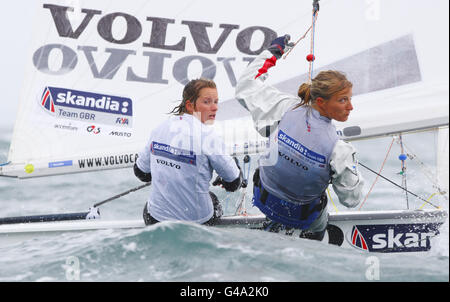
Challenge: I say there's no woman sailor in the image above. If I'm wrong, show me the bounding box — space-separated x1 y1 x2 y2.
134 78 242 225
235 35 364 240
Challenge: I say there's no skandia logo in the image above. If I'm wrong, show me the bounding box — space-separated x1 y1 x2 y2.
39 86 133 116
350 226 369 251
347 223 441 253
41 87 55 113
151 141 197 166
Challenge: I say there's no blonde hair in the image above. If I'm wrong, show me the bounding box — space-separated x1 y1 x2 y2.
169 78 217 115
295 70 352 109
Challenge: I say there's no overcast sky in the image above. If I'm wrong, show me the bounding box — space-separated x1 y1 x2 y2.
0 2 39 130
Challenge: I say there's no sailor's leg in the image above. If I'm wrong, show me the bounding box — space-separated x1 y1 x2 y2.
204 191 223 226
299 207 329 241
261 219 284 233
299 228 326 241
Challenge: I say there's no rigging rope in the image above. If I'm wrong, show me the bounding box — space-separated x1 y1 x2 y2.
358 162 441 209
399 139 448 201
358 135 445 211
283 25 313 59
326 187 339 213
307 8 319 83
234 155 251 216
419 193 438 210
358 137 395 211
283 0 320 84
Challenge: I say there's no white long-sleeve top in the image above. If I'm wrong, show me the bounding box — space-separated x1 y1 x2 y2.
137 114 240 223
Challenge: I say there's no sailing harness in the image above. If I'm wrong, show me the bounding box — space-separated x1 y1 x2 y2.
252 168 328 229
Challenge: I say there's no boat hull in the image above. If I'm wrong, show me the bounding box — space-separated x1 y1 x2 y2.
0 209 447 253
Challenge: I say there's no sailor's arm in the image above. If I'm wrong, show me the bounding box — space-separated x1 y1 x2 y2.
235 35 298 136
211 157 243 192
134 137 152 183
206 133 242 192
329 140 364 207
134 163 151 182
211 156 242 192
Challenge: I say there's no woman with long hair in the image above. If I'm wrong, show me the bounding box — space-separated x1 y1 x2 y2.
135 78 242 225
236 35 364 240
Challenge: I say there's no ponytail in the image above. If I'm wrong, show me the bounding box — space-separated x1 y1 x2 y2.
296 83 312 107
294 70 352 110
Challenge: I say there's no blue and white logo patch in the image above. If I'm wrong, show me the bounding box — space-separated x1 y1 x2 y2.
151 142 197 166
39 86 133 127
277 129 326 164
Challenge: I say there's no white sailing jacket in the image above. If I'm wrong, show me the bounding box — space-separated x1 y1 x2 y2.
137 114 240 223
235 50 364 207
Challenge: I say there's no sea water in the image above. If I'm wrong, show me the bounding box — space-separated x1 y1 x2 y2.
0 127 448 282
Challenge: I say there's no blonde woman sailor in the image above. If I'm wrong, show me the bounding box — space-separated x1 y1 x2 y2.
235 35 364 240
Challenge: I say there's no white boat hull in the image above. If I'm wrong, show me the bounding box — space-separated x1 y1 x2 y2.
0 209 447 253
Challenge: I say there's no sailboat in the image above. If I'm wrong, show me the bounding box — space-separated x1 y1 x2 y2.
0 0 448 253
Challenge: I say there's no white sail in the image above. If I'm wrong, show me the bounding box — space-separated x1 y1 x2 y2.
1 0 448 178
334 81 449 141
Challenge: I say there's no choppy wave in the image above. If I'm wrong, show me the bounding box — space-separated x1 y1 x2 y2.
0 221 448 282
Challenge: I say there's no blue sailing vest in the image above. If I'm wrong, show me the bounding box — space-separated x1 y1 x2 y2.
253 174 327 229
254 106 338 229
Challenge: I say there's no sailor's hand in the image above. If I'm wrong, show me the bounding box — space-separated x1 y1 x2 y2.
268 34 294 59
212 176 224 187
241 179 248 188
